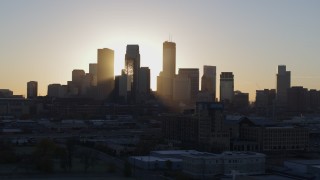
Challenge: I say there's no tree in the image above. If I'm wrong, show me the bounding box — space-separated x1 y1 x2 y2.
33 139 56 173
107 162 116 173
165 160 173 170
123 160 132 177
55 146 68 171
66 138 76 170
79 149 97 173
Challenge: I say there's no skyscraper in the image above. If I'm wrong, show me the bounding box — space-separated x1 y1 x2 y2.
27 81 38 99
178 68 199 101
163 41 176 77
276 65 291 107
97 48 114 99
201 65 216 101
72 69 85 95
115 69 128 103
138 67 150 94
157 41 176 101
173 74 191 103
220 72 234 103
89 63 97 86
125 45 140 103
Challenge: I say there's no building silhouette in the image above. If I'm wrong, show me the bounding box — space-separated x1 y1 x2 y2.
173 73 191 103
287 86 308 113
125 45 140 103
276 65 291 107
115 69 128 103
157 41 176 102
201 65 216 101
89 63 97 86
139 67 150 94
72 69 85 95
97 48 114 100
27 81 38 99
220 72 234 104
178 68 199 102
255 89 276 116
233 90 249 109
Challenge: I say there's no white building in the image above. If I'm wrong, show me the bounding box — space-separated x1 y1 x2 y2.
183 151 265 179
129 150 265 177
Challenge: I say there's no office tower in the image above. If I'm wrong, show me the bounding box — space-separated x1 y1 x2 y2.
81 73 94 95
178 68 199 101
255 89 276 116
0 89 13 98
139 67 150 94
72 69 85 95
72 69 85 85
157 41 176 101
115 70 128 103
163 41 176 77
173 74 191 102
233 91 249 109
89 63 98 86
276 65 291 106
125 45 140 102
47 84 62 97
201 65 216 101
220 72 234 103
27 81 38 99
287 86 308 113
97 48 114 99
308 89 320 110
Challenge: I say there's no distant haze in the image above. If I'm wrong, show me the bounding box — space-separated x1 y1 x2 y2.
1 0 320 100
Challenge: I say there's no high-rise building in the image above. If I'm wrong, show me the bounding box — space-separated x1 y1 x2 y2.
157 41 176 101
287 86 308 113
276 65 291 107
201 66 216 101
81 73 94 95
255 89 276 116
48 84 62 98
27 81 38 99
0 89 13 98
308 89 320 110
115 69 128 103
233 91 249 109
173 74 191 103
220 72 234 103
125 45 140 103
89 63 97 86
163 41 176 77
138 67 150 94
72 69 85 95
178 68 199 101
97 48 114 100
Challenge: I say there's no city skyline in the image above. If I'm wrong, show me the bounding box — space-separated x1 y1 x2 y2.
1 1 320 100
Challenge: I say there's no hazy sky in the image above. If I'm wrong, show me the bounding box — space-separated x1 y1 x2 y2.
1 0 320 100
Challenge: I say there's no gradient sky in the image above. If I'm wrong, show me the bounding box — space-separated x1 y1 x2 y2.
1 0 320 100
